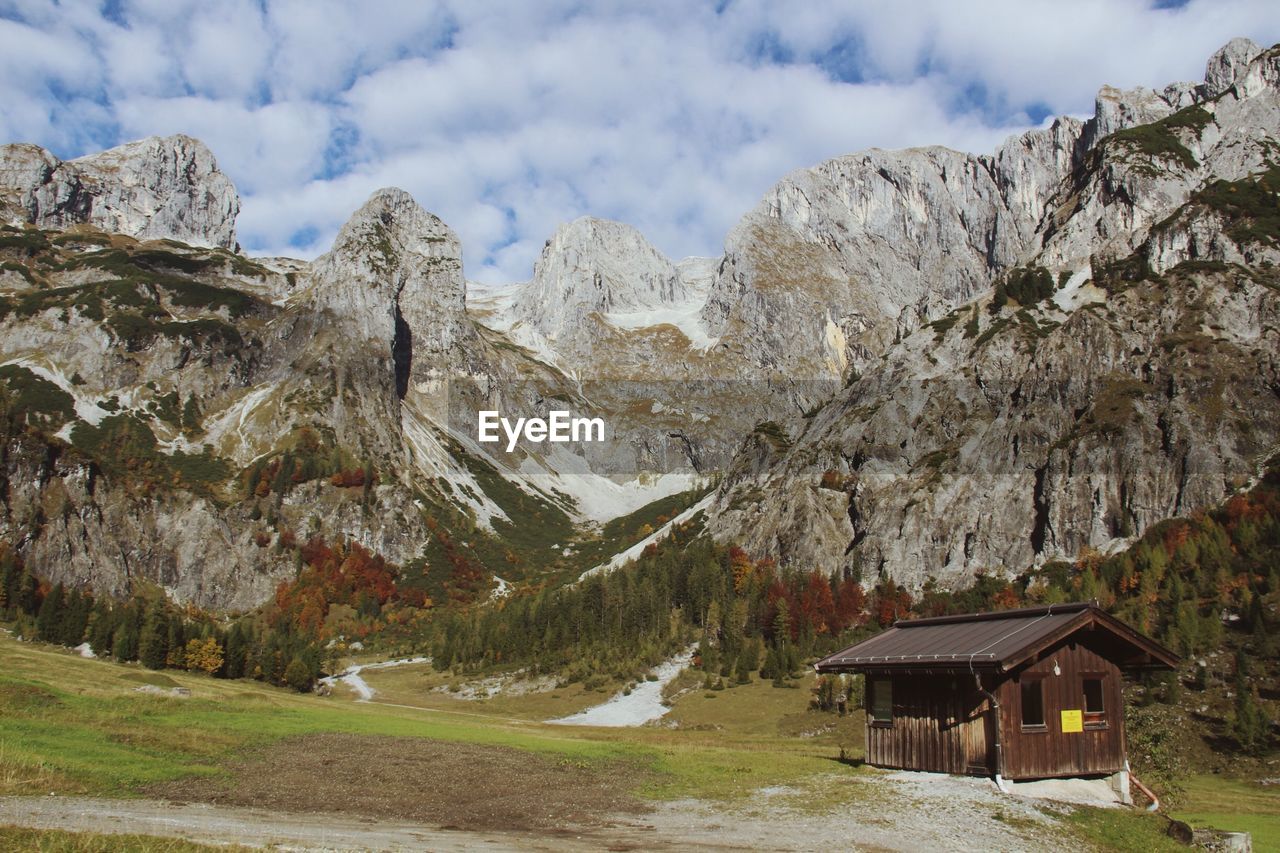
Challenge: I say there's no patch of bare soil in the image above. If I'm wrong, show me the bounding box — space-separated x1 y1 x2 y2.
146 733 650 833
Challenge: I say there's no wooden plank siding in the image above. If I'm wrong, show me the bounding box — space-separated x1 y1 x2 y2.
863 637 1129 779
997 640 1126 780
832 603 1174 781
865 675 990 775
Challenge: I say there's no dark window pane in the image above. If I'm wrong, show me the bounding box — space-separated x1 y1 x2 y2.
1021 679 1045 727
1083 677 1106 727
870 679 893 723
1083 678 1104 713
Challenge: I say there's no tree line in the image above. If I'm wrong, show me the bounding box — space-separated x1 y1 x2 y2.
0 545 323 692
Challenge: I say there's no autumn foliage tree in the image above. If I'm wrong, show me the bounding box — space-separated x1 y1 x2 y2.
184 636 224 675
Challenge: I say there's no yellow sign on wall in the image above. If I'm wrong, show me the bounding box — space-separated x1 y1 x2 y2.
1061 709 1083 733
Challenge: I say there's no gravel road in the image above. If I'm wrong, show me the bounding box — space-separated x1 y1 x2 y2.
1 770 1081 851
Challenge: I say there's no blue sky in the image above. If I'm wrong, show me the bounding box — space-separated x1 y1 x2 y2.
1 0 1275 284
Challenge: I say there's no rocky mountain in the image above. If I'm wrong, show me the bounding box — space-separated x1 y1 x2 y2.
705 38 1280 586
0 153 701 608
0 38 1276 610
0 134 239 250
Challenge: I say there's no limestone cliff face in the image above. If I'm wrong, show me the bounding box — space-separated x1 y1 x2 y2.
0 134 239 249
705 39 1280 588
0 182 496 608
2 39 1276 607
306 187 491 427
513 217 690 343
699 39 1278 387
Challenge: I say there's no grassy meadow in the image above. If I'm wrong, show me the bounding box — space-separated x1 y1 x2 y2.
1 631 1271 850
1171 776 1280 853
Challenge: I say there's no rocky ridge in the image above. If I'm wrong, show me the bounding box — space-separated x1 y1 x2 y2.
704 38 1280 587
0 134 239 250
0 38 1276 606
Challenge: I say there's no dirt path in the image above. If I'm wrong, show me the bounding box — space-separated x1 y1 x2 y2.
0 796 621 851
2 769 1077 851
318 656 431 702
145 733 647 834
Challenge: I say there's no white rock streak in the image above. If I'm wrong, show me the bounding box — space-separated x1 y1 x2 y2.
547 646 695 727
319 656 430 702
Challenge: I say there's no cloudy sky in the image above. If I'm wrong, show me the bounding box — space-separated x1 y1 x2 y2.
1 1 1276 284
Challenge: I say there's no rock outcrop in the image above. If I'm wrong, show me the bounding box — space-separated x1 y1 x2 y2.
0 134 238 249
513 217 690 342
704 39 1280 588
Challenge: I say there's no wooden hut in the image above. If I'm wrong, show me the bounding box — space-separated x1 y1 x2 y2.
814 602 1178 785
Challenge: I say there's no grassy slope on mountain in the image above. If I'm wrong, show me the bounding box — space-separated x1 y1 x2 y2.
0 631 832 804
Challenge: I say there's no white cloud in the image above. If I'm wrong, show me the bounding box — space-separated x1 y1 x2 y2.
0 1 1276 284
114 96 333 194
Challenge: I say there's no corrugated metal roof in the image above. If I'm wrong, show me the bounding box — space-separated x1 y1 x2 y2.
812 602 1186 673
816 609 1084 670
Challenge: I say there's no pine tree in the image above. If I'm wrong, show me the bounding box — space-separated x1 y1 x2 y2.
1232 650 1271 753
138 600 170 670
0 551 18 613
35 583 65 643
181 394 202 433
87 597 115 657
113 608 140 662
61 588 91 646
166 615 186 668
733 642 754 684
16 568 39 615
224 623 247 679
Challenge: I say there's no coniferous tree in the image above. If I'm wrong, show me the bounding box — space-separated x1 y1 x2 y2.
181 394 202 433
0 551 18 613
224 623 247 679
87 597 115 657
1232 650 1271 753
16 567 39 616
138 600 170 669
61 588 91 646
733 642 753 684
112 604 141 662
166 614 186 668
35 582 65 642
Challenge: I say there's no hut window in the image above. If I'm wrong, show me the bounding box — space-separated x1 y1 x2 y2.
1020 679 1046 729
1083 677 1106 728
869 678 892 725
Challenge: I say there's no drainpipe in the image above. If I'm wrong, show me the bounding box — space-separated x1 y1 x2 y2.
1129 765 1161 812
975 672 1011 794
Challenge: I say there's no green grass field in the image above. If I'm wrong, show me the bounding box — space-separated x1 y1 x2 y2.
0 634 829 802
1171 776 1280 852
0 826 236 852
1 633 1267 850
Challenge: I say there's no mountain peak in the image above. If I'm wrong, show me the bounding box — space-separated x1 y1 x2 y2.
511 215 687 341
328 186 456 264
0 133 239 249
1204 37 1264 98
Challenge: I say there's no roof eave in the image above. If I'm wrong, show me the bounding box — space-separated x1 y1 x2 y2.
815 660 1003 673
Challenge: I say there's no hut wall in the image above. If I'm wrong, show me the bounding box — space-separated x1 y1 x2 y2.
864 674 991 775
997 640 1127 780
